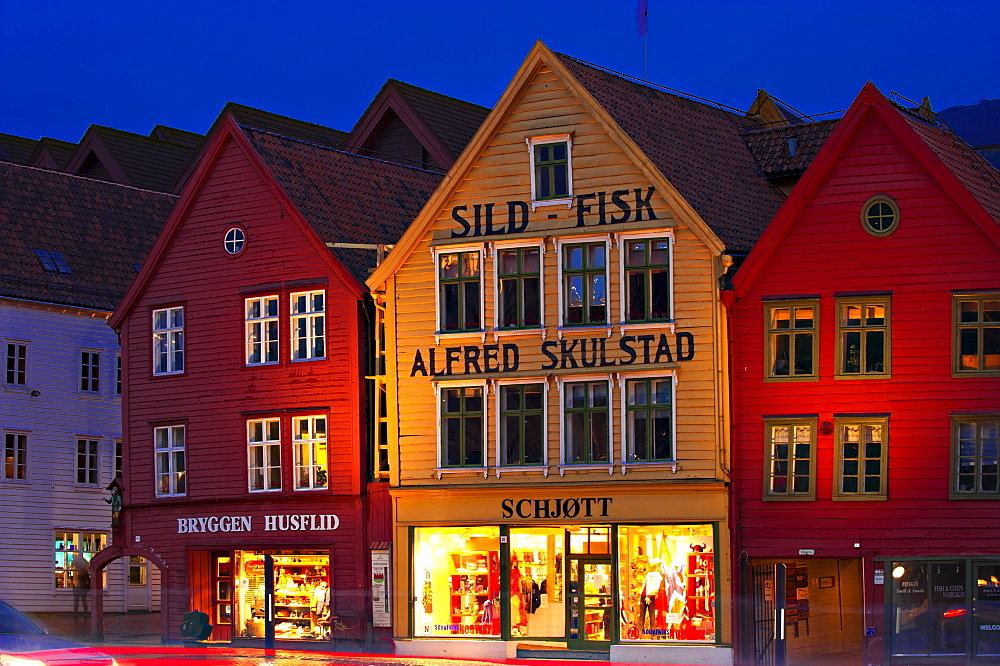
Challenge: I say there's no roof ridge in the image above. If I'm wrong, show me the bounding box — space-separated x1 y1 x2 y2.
741 118 841 136
90 124 199 149
0 159 180 197
239 125 448 175
226 102 345 134
387 79 490 111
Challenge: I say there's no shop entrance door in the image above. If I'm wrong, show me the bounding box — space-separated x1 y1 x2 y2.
567 556 612 650
126 556 151 611
751 562 786 666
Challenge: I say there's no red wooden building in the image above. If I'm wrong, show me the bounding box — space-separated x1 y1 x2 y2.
729 84 1000 665
99 97 461 646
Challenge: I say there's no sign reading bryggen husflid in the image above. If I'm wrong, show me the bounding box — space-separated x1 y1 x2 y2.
367 42 782 664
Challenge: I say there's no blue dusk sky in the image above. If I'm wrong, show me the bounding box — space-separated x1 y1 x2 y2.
0 0 997 143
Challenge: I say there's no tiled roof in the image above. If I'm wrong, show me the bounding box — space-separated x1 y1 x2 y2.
743 120 840 178
227 104 347 149
898 107 1000 225
556 53 786 253
239 127 444 282
388 80 491 160
86 125 198 192
0 162 177 311
33 137 77 169
149 125 205 149
0 133 39 163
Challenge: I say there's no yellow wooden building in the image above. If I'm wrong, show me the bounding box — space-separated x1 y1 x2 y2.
367 42 785 665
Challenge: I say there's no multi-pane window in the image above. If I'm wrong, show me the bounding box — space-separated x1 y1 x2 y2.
954 294 1000 374
497 247 541 329
292 416 327 490
76 438 99 485
562 242 607 326
532 140 570 201
248 418 281 492
440 386 484 467
439 252 481 333
837 298 889 377
3 432 27 480
624 238 671 323
291 291 325 360
766 301 817 379
564 381 610 464
115 354 121 395
246 296 279 365
5 342 26 386
499 384 544 466
80 351 100 392
114 439 122 479
154 425 186 496
765 420 815 499
152 307 184 375
835 419 888 499
625 377 674 462
54 532 105 589
952 416 999 497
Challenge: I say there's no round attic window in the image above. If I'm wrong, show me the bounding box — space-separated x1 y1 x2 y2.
224 227 246 255
861 196 900 237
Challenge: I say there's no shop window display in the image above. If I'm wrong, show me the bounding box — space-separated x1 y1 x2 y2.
617 524 715 642
413 527 500 637
234 551 331 641
509 528 564 638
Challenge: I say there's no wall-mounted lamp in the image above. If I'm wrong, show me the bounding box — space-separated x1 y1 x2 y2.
819 421 834 436
29 390 41 397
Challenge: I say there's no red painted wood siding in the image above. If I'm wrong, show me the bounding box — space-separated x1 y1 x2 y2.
732 114 1000 558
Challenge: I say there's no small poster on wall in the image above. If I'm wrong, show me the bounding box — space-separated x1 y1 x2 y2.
371 550 391 628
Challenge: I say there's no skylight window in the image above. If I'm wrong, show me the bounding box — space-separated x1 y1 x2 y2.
32 249 72 274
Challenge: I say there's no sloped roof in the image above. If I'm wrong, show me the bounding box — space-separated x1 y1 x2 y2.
32 137 77 169
227 103 347 148
239 126 444 282
555 53 786 253
0 132 39 163
743 119 840 178
388 80 491 160
82 125 198 192
149 124 204 149
0 162 177 311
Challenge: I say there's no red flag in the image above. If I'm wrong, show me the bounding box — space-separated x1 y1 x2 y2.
637 0 648 36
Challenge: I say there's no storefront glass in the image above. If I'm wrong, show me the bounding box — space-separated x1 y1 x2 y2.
234 550 330 641
509 527 564 638
976 563 1000 657
413 527 500 637
617 524 715 642
889 560 965 656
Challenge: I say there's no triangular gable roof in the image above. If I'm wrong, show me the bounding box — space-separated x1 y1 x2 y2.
734 82 1000 295
0 161 176 312
0 132 39 164
31 137 77 169
345 79 490 168
746 90 807 127
149 125 204 149
110 117 442 329
65 125 198 192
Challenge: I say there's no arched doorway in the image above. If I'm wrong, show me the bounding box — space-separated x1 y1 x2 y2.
89 545 168 642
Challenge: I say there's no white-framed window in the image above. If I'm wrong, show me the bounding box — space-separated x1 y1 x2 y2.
292 416 327 490
290 291 325 361
154 424 186 496
620 232 674 325
560 377 611 465
79 350 100 393
437 381 487 469
435 247 483 335
115 353 121 396
54 531 106 589
114 438 122 479
528 134 572 207
152 307 184 375
245 296 279 365
3 431 28 481
494 243 543 331
558 237 609 327
76 438 99 486
248 418 281 492
5 341 27 386
622 374 676 463
496 380 546 467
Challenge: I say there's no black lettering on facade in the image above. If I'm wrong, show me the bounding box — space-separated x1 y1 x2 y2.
483 345 500 373
560 339 579 369
619 336 637 365
654 334 674 364
633 187 657 221
502 344 520 372
637 334 656 364
450 205 470 238
507 201 529 233
410 349 427 377
676 331 695 361
541 341 558 370
445 347 461 375
610 190 631 223
464 346 482 374
576 193 596 227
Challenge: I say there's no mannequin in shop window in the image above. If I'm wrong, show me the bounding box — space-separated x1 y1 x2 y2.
639 558 663 630
510 561 528 633
311 580 330 637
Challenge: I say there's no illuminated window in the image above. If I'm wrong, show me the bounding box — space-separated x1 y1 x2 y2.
562 242 607 326
951 416 999 498
563 380 610 464
440 386 484 468
76 438 99 486
154 424 186 496
954 294 1000 374
765 301 817 379
438 251 482 333
248 418 281 492
54 531 105 589
3 431 27 481
152 307 184 375
834 418 888 499
625 377 674 462
290 291 325 361
836 297 890 377
292 416 327 490
764 419 816 500
496 246 541 330
499 383 544 466
624 237 672 323
245 296 279 365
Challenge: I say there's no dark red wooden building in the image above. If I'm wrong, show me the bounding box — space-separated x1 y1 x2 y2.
729 83 1000 665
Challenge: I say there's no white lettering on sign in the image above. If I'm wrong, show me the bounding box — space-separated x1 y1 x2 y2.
874 569 884 585
176 514 339 533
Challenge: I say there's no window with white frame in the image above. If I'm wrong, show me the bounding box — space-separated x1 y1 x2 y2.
292 416 327 490
114 438 122 479
561 241 607 326
79 350 100 393
154 424 186 496
290 291 325 360
246 296 279 365
5 341 26 386
115 353 121 395
440 385 484 467
76 438 99 485
54 531 106 589
3 431 27 480
498 383 545 466
528 135 571 203
248 418 281 492
563 380 610 464
438 250 482 333
623 236 672 323
624 377 674 462
152 307 184 375
496 246 541 330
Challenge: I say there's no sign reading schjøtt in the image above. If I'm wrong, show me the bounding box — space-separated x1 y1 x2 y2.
176 514 340 534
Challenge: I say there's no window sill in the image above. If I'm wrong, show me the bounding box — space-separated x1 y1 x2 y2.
619 321 676 335
492 328 546 342
434 330 486 345
832 494 887 502
530 198 573 212
763 375 819 383
952 370 1000 379
556 325 612 339
435 467 488 480
762 494 816 502
495 465 549 478
290 357 326 363
620 461 681 475
833 373 891 381
558 464 615 476
948 493 1000 500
